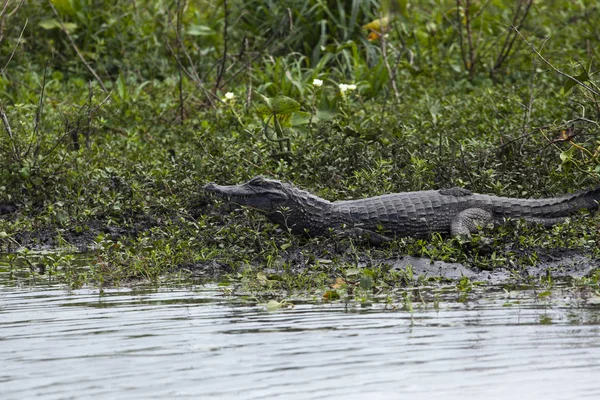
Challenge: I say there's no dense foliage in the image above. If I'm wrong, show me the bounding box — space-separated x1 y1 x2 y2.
0 0 599 289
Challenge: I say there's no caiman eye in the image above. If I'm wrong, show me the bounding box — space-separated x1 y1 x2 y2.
249 176 265 185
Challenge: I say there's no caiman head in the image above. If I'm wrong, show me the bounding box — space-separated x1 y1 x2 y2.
204 176 330 235
203 176 294 213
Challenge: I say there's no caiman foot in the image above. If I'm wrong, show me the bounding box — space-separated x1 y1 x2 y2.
451 208 493 238
336 227 392 246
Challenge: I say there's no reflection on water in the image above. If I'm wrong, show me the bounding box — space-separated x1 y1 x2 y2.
1 273 600 399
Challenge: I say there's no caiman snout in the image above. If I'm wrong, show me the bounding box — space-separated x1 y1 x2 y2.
203 182 219 192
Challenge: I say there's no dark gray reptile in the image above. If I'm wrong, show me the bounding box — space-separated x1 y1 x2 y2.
204 176 600 238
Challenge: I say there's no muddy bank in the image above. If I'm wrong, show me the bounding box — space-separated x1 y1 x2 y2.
185 250 599 285
381 253 599 284
2 212 598 286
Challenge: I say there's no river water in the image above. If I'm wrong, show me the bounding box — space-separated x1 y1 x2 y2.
2 273 600 399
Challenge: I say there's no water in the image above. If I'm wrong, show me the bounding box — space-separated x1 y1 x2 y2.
2 276 600 399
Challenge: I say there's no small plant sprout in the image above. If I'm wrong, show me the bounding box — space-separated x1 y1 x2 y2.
221 92 244 127
309 79 324 132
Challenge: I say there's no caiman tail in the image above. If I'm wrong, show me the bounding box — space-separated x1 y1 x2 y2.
484 185 600 222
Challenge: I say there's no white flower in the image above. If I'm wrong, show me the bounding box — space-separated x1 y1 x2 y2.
339 83 356 94
224 92 235 101
312 79 323 87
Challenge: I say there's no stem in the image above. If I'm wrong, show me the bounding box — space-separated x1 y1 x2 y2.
514 26 600 97
215 0 228 91
48 1 107 92
176 0 184 124
0 102 18 161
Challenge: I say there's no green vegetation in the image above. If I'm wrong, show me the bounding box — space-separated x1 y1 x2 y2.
1 0 599 296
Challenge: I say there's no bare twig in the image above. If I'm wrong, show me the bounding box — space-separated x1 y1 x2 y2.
379 15 400 101
33 61 49 137
23 61 50 159
0 17 26 76
48 0 107 92
514 26 600 97
519 66 537 135
0 0 11 44
166 5 218 108
214 0 228 91
464 0 476 78
456 0 477 78
86 81 93 148
0 0 24 44
491 0 533 77
176 0 184 124
166 42 219 108
244 37 252 109
0 102 18 160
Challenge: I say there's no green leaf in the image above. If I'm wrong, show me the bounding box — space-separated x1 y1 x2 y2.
269 95 301 114
359 276 373 290
186 25 215 36
564 70 590 92
39 19 61 30
51 0 77 16
38 19 77 33
115 73 127 101
290 111 311 126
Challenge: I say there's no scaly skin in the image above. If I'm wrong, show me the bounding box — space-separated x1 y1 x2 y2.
204 176 600 237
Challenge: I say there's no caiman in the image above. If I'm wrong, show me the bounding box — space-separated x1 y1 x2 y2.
204 176 600 238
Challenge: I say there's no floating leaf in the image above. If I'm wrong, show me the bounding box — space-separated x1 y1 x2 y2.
359 276 373 290
322 290 341 300
266 300 282 311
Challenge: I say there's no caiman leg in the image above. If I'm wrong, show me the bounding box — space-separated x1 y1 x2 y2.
451 208 493 237
333 227 392 245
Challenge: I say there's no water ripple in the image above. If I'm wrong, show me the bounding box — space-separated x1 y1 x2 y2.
1 283 600 400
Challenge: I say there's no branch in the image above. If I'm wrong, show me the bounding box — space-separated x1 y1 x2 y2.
513 26 600 97
49 0 107 92
379 14 400 101
214 0 228 91
176 0 184 123
0 17 26 76
0 0 24 44
0 102 19 161
492 0 533 75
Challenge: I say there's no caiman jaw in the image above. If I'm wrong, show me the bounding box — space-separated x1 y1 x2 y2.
203 178 289 211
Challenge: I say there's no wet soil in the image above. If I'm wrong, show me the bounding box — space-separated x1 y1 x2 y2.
2 210 598 285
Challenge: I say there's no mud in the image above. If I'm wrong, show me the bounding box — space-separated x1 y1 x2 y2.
0 217 160 252
382 253 599 284
1 213 598 285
